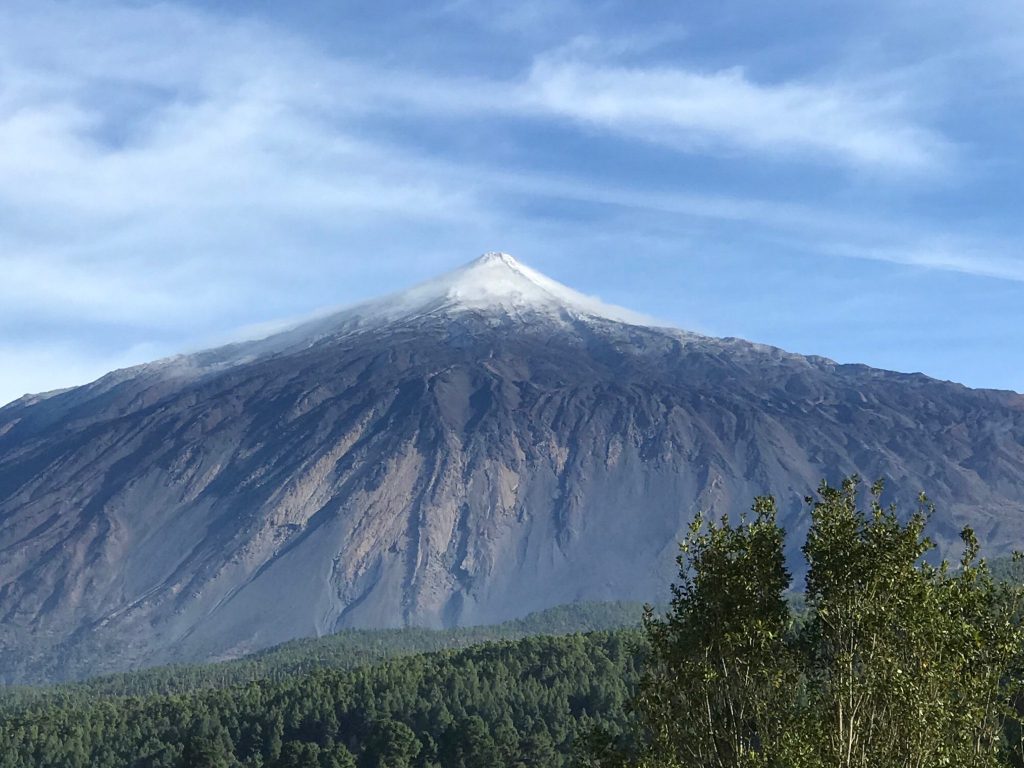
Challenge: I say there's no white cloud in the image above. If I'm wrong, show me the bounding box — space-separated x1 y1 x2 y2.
824 240 1024 284
343 47 948 173
518 55 947 172
0 3 482 326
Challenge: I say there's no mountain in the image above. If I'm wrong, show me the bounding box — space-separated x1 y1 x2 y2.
2 252 1023 682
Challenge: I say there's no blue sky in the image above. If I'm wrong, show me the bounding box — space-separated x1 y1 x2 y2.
1 0 1022 405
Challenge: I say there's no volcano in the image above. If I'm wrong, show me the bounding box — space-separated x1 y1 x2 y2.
2 253 1023 682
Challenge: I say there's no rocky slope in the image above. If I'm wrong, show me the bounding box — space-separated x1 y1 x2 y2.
2 253 1023 682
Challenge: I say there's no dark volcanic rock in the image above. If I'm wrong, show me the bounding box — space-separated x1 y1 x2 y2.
1 253 1023 682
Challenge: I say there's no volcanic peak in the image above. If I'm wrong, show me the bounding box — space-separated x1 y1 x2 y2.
351 252 653 327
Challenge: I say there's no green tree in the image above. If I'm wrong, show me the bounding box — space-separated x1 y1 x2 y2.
365 720 420 768
276 741 321 767
182 716 234 768
320 743 357 768
620 478 1024 768
520 727 558 767
795 478 1024 768
633 496 796 767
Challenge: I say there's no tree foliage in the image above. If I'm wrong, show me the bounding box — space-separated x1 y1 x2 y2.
621 478 1024 768
634 496 796 767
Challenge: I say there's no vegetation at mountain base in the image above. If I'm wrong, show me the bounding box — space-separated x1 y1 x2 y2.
597 477 1024 768
0 631 643 768
0 601 645 705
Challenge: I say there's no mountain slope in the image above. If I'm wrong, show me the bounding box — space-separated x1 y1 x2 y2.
1 253 1023 682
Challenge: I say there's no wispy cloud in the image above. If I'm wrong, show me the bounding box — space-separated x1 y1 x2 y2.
342 48 948 174
518 54 948 173
0 3 482 326
823 240 1024 284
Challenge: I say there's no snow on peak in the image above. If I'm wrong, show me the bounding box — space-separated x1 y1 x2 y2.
368 252 652 325
196 253 656 368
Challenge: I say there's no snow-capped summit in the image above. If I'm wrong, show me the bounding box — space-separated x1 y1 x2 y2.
228 252 654 359
344 252 653 327
124 253 656 379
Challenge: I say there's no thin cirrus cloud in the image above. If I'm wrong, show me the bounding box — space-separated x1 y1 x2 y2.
517 55 948 173
0 3 484 332
0 2 951 321
356 49 947 174
823 240 1024 284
